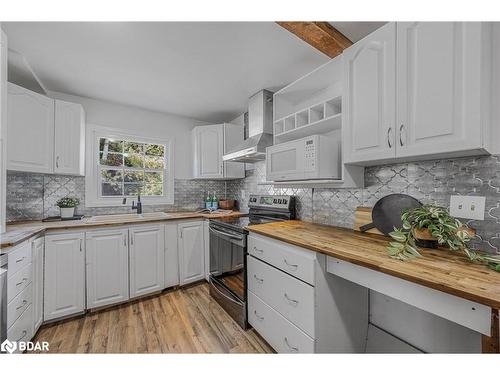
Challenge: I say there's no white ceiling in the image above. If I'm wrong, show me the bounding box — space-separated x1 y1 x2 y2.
3 22 384 123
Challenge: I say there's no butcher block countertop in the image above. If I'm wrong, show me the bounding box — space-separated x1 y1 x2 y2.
246 220 500 310
1 210 244 251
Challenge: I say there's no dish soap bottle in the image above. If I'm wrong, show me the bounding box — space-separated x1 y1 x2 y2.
205 191 212 210
211 192 218 211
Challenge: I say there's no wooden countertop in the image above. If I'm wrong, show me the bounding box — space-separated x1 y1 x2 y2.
246 220 500 310
1 210 244 250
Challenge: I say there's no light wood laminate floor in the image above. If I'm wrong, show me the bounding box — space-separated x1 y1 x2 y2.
33 283 273 353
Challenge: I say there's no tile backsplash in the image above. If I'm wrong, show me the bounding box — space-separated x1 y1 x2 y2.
6 172 235 220
7 154 500 254
228 155 500 254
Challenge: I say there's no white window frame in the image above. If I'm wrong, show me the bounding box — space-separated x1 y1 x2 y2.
85 124 174 207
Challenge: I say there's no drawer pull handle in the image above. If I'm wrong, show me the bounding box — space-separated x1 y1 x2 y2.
253 246 264 254
283 259 298 269
16 300 28 310
284 337 299 352
253 274 264 284
15 257 25 263
253 310 264 321
16 278 28 287
17 330 28 342
284 293 299 306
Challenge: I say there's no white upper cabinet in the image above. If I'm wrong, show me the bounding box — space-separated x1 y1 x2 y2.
396 22 486 157
7 83 85 175
54 99 85 175
343 22 396 164
344 22 496 165
178 220 205 285
44 232 85 321
192 123 244 179
86 228 129 309
7 83 55 173
0 29 7 232
129 224 165 298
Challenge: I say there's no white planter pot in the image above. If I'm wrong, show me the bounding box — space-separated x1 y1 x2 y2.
60 207 75 219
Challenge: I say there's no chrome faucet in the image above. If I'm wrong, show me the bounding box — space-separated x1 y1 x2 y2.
131 193 142 214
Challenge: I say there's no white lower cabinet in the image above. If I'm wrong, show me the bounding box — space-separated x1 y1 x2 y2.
129 224 165 298
44 232 85 321
32 237 44 333
248 291 315 353
178 220 205 285
164 222 179 288
247 233 369 353
86 228 129 309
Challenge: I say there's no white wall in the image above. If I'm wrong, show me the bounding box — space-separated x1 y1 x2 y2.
48 90 210 179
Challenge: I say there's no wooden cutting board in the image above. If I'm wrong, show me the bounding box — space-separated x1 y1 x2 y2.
354 207 385 235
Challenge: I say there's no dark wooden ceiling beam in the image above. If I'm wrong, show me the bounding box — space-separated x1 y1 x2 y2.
276 22 353 58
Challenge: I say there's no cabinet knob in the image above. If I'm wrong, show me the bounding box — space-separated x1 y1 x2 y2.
56 156 60 168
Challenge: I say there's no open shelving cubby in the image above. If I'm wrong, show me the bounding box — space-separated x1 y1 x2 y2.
271 56 364 188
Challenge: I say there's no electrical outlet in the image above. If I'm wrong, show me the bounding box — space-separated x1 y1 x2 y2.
449 195 486 220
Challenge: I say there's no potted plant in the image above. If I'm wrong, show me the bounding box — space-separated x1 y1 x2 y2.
56 197 80 219
387 204 500 272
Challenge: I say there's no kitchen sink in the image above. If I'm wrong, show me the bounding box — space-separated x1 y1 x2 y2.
87 212 170 223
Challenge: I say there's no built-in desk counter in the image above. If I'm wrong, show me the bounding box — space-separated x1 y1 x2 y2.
246 220 500 353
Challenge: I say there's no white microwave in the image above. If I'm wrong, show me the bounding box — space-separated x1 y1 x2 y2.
266 135 341 181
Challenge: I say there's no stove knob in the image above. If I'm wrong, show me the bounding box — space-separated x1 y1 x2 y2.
282 199 287 204
277 199 282 204
273 199 277 203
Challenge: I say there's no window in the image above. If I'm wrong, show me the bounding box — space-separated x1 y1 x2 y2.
86 125 174 207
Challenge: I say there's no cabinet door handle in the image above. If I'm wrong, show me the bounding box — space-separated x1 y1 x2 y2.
387 127 393 148
253 246 264 254
253 274 264 284
15 257 25 263
220 164 223 174
284 293 299 306
283 259 298 270
123 235 127 247
253 310 264 321
284 337 299 352
16 300 28 310
131 234 134 245
399 124 405 146
56 156 60 168
16 278 28 287
17 330 28 342
80 239 83 252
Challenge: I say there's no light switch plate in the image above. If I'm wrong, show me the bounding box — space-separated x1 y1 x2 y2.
449 195 486 220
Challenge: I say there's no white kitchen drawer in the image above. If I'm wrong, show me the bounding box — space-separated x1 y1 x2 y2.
7 241 32 276
7 282 33 328
7 303 34 352
7 262 32 303
248 234 317 285
248 291 315 353
247 255 315 337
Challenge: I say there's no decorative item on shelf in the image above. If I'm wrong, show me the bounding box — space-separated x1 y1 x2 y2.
387 204 500 272
218 199 235 210
56 197 80 219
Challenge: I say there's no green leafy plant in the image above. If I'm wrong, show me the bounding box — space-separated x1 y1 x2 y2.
387 204 500 271
56 197 80 208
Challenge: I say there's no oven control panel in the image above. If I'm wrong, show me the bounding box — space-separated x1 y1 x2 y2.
248 195 293 210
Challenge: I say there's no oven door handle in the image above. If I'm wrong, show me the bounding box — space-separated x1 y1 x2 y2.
209 227 244 241
209 279 244 306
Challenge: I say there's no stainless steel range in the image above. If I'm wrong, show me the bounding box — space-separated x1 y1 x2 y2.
208 194 295 329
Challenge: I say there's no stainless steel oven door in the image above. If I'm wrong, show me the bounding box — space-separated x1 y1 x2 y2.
209 224 246 301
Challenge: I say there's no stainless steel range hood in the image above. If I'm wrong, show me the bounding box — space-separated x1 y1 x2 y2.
223 89 273 163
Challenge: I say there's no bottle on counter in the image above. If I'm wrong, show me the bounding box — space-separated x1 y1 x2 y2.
211 192 218 211
205 191 212 210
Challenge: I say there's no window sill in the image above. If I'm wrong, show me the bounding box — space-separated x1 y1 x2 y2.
85 197 174 208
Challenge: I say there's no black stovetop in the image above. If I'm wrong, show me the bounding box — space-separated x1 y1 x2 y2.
210 215 278 233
